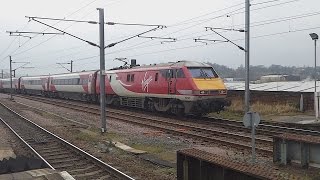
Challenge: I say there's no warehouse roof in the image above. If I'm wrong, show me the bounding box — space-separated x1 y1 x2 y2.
226 81 318 92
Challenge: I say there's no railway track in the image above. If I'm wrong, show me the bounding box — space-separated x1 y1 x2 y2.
201 116 320 137
13 95 273 156
0 101 134 180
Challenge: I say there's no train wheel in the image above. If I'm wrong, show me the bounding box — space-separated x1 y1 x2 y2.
147 100 156 112
171 103 184 116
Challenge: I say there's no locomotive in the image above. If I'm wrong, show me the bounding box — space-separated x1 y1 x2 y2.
0 60 229 115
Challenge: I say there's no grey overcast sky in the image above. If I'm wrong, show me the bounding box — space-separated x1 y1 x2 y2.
0 0 320 76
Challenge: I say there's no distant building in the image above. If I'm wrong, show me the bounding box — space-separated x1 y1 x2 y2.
223 78 245 82
260 75 300 83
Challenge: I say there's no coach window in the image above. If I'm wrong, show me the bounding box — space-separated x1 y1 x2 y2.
109 75 112 82
131 74 135 82
127 74 130 82
155 73 158 81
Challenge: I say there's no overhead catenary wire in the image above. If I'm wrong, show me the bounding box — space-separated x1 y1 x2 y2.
2 0 285 67
100 0 300 57
131 25 320 57
3 0 126 62
29 18 99 47
25 16 99 24
8 9 99 58
0 21 31 63
31 24 320 74
105 27 164 48
7 31 65 35
106 5 314 57
1 0 102 61
6 0 310 74
12 45 85 61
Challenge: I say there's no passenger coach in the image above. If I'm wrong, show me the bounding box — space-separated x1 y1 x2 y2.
20 76 49 96
48 71 98 101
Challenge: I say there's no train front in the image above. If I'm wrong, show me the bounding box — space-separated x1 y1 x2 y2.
182 62 229 115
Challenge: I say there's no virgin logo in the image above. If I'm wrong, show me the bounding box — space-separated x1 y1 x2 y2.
142 72 152 92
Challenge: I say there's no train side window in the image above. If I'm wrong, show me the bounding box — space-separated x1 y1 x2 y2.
130 74 135 82
127 74 130 82
177 68 185 78
160 70 167 78
160 69 171 80
155 73 158 81
109 75 112 82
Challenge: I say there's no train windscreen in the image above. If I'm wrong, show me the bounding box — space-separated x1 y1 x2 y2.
188 67 218 78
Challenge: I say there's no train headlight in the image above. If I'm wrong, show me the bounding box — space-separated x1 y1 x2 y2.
200 90 205 94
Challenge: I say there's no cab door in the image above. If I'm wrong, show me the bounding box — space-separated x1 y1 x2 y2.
167 69 176 94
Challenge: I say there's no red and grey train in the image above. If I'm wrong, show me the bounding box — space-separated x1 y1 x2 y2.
0 61 229 115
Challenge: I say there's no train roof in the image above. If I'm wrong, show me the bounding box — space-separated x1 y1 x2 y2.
131 61 211 69
20 76 49 80
108 61 212 72
0 78 19 81
48 70 97 78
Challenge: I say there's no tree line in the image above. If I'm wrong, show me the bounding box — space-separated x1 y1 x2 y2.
208 62 318 81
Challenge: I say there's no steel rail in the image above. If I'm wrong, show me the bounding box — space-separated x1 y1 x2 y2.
17 94 320 137
0 101 135 180
14 95 272 155
0 116 55 170
15 95 272 144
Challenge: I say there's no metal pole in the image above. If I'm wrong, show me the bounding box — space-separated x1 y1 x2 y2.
245 0 255 163
245 0 250 113
9 56 13 100
71 60 73 73
98 8 106 133
13 70 16 78
1 69 3 79
315 40 318 119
